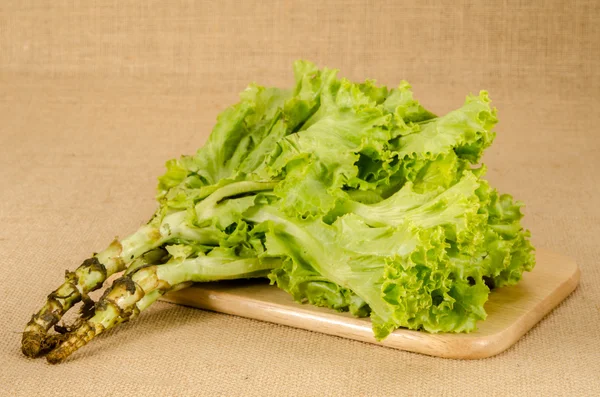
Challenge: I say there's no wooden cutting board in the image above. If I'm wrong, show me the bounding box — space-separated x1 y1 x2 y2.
161 248 579 359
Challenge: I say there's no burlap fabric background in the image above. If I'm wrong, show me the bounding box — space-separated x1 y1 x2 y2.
1 1 599 395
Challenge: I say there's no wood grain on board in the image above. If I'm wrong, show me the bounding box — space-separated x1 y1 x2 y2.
162 248 579 359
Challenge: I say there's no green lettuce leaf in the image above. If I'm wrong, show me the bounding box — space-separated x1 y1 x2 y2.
150 60 535 341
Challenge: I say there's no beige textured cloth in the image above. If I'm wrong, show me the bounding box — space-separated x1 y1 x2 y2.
1 1 599 395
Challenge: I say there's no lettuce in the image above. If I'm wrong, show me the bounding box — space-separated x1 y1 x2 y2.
28 60 540 365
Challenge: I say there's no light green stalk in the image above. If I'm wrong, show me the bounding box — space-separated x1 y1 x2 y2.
23 180 277 358
46 256 279 364
21 227 161 357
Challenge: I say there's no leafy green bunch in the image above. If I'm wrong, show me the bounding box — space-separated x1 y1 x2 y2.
23 61 534 363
